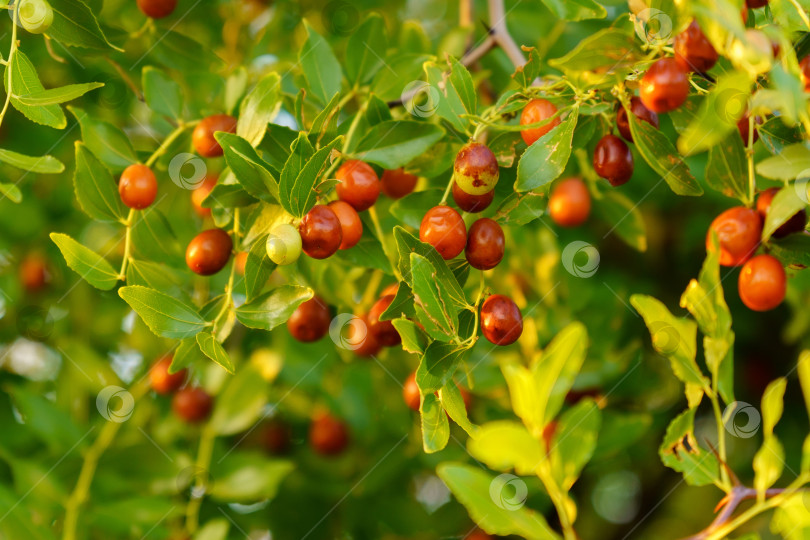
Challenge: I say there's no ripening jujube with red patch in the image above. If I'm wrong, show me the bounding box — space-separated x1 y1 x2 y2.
172 387 213 423
137 0 177 18
593 134 633 186
453 142 499 195
674 20 719 73
192 114 237 158
548 177 591 227
616 96 659 143
287 296 331 343
465 218 505 271
706 207 762 267
368 294 401 347
299 204 342 259
756 187 807 238
149 356 186 395
452 181 494 213
639 57 690 113
328 200 363 250
118 164 157 209
480 294 523 346
185 229 233 276
336 160 381 211
381 168 418 199
520 98 560 146
738 254 786 311
420 205 467 260
309 412 349 456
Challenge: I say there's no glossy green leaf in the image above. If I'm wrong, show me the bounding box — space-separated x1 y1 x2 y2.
391 318 428 355
394 227 467 309
513 47 542 88
237 73 282 146
762 187 807 241
352 120 444 170
210 454 293 502
410 253 458 341
753 435 784 495
0 147 64 174
235 286 313 330
345 14 388 85
118 285 207 338
335 234 392 273
216 132 279 203
244 234 276 302
548 28 639 78
0 182 22 203
417 341 468 394
130 209 184 267
659 408 721 486
390 189 442 229
420 392 449 453
50 232 119 290
541 0 606 20
705 133 748 203
15 82 104 106
46 0 121 50
516 107 578 192
439 379 476 437
142 67 182 119
300 22 343 104
258 124 299 172
73 142 126 221
195 332 234 374
467 421 544 475
594 187 647 252
7 50 66 129
69 107 137 173
550 399 601 490
756 143 810 181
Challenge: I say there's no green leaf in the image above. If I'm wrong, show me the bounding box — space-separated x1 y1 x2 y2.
235 286 313 330
756 143 810 181
69 107 137 173
210 454 293 502
631 295 709 392
335 234 392 273
548 28 639 79
7 385 86 455
216 132 279 203
46 0 122 50
515 107 578 192
142 67 182 119
449 57 476 117
467 421 544 475
753 435 784 495
6 50 66 129
771 493 810 540
394 227 467 309
130 209 184 267
15 82 104 106
0 148 64 174
392 318 428 354
704 133 748 203
285 137 339 217
437 463 561 540
420 393 450 453
352 120 444 170
169 338 204 374
532 322 589 427
371 53 431 102
0 182 22 203
50 232 119 290
679 242 731 338
629 113 703 196
550 399 601 490
195 333 235 374
762 187 807 241
237 73 282 146
659 408 721 487
203 182 256 208
309 92 340 147
149 30 223 72
118 286 207 338
758 116 804 155
125 259 184 297
244 234 276 302
72 142 126 221
594 187 647 252
439 380 476 437
390 189 442 229
513 47 542 88
300 22 343 104
677 71 753 156
345 14 387 85
799 350 810 422
770 233 810 267
761 378 787 436
417 341 469 394
258 124 299 173
410 253 458 341
194 519 230 540
540 0 606 20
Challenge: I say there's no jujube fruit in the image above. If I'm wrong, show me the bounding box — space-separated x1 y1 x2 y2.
452 182 494 213
287 296 331 343
616 96 659 143
403 372 420 411
800 56 810 92
465 218 505 271
549 177 591 227
594 135 633 186
259 420 292 455
172 387 213 423
738 254 786 311
118 164 158 209
19 253 48 292
18 0 53 34
299 205 342 259
520 98 560 146
480 294 523 346
336 160 381 211
185 229 232 276
352 314 382 357
756 187 807 238
191 175 217 218
328 200 363 250
136 0 176 18
192 114 237 158
419 205 467 260
639 57 690 113
674 20 719 73
746 0 768 7
381 168 418 199
149 356 186 395
368 295 401 347
266 223 302 265
380 283 399 297
309 412 349 456
453 142 499 195
234 252 248 276
706 207 762 266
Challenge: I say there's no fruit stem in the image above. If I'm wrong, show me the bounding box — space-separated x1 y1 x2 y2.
145 121 195 168
118 208 135 280
786 0 810 30
62 377 150 540
439 174 454 205
746 114 756 206
709 390 731 490
341 101 367 153
0 3 19 132
212 208 240 335
185 424 217 535
537 461 579 540
360 270 383 309
368 206 402 280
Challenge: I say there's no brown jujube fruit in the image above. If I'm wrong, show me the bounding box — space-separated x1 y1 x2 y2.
465 218 505 271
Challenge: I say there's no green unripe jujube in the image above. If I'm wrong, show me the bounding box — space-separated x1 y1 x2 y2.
266 223 302 265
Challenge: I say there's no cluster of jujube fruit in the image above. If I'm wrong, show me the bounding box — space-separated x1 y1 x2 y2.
148 356 213 422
